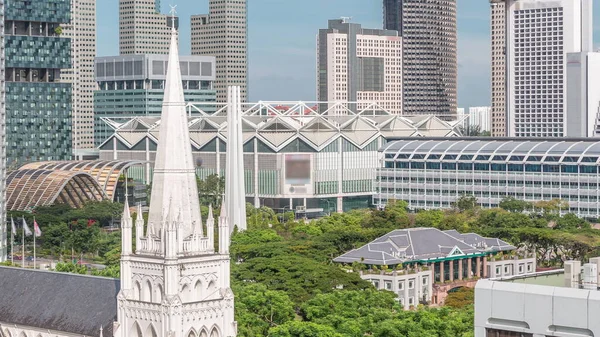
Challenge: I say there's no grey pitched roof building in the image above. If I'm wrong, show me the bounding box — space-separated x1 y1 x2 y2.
333 227 515 265
0 266 119 337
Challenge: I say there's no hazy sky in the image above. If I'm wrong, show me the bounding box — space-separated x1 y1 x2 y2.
98 0 600 108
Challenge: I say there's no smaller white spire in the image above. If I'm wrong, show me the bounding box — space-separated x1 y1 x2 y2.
122 197 131 226
99 326 103 337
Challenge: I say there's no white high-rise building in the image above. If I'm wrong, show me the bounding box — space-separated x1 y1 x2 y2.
490 0 506 137
0 0 6 262
191 0 248 103
566 52 600 138
505 0 593 137
457 107 492 133
119 0 178 55
61 0 96 153
317 19 402 115
114 23 237 337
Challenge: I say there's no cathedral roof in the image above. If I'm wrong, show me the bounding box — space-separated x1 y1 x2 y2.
0 266 119 337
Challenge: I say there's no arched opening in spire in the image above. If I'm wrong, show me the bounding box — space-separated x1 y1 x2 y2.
17 332 27 337
133 281 141 301
130 322 143 337
155 283 163 304
199 329 208 337
146 324 158 337
194 280 202 300
210 326 220 337
3 329 12 337
187 328 198 337
143 280 153 302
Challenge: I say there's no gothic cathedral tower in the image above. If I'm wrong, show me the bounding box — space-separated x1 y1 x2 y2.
113 17 236 337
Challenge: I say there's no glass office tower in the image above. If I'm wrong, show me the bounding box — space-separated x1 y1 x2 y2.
5 0 72 166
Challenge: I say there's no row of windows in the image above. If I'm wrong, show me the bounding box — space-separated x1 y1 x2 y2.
384 153 599 163
385 161 599 173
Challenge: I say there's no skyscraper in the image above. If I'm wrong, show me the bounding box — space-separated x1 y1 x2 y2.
317 19 402 115
119 0 178 55
504 0 593 137
5 0 72 166
490 0 507 137
61 0 97 154
0 0 6 262
191 0 248 102
383 0 457 116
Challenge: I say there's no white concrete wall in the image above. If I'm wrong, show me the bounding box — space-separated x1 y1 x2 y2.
475 279 600 337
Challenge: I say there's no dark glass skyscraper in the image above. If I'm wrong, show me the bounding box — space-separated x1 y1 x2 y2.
5 0 72 166
383 0 457 116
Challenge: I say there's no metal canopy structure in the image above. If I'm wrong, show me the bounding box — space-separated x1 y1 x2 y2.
19 160 145 200
99 101 463 153
6 160 145 211
6 169 105 211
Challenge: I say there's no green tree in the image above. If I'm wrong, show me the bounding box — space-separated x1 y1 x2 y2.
444 287 475 309
454 194 478 212
499 196 532 213
197 174 225 208
235 283 295 336
268 321 342 337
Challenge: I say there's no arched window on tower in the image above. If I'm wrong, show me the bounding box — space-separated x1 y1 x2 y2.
143 280 153 302
187 329 198 337
156 283 163 304
146 324 158 337
133 281 141 301
199 329 208 337
210 327 219 337
194 280 202 300
130 322 143 337
18 331 27 337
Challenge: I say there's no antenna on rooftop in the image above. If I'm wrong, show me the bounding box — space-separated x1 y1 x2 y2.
341 16 353 23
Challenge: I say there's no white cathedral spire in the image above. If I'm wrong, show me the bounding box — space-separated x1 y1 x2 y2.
146 16 201 238
225 86 247 233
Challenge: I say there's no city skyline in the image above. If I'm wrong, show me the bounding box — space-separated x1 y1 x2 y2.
97 0 600 108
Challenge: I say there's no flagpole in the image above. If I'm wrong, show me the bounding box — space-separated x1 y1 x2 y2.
33 217 36 270
10 217 14 266
21 217 24 269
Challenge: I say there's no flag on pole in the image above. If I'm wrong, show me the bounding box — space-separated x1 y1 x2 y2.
33 219 42 237
22 218 32 236
11 217 16 235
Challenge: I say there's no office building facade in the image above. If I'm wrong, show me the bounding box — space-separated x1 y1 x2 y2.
504 0 593 137
5 0 72 166
383 0 457 116
99 102 461 214
317 19 402 115
376 138 600 219
191 0 248 102
94 54 216 146
566 52 600 138
61 0 97 154
475 257 600 337
119 0 178 55
458 107 492 133
490 0 507 137
0 0 6 262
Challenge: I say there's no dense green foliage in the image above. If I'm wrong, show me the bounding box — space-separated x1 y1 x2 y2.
12 194 600 336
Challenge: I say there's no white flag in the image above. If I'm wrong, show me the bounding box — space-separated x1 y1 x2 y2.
34 219 42 237
22 218 32 236
11 217 16 234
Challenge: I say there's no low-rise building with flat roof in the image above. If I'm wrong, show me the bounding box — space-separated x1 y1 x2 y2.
475 257 600 337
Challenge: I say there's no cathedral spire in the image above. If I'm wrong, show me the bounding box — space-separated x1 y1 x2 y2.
121 197 132 256
146 17 201 239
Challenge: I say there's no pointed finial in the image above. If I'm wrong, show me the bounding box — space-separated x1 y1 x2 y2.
123 196 131 219
99 326 103 337
208 204 214 219
169 4 177 31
